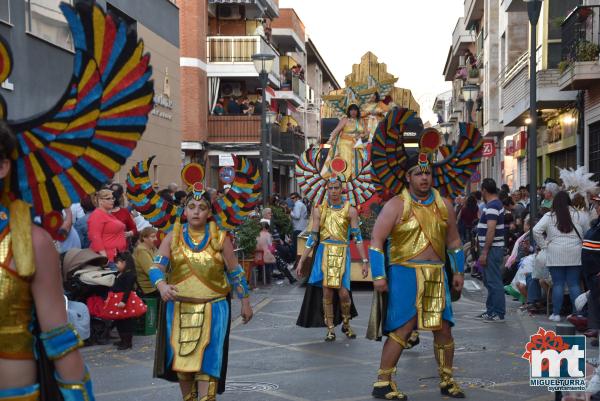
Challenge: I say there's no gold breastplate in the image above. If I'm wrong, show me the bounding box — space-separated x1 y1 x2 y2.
169 222 230 299
320 202 350 243
0 229 35 360
388 189 448 266
343 119 363 135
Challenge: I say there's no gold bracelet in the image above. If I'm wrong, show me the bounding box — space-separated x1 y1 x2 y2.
373 276 386 281
453 272 465 276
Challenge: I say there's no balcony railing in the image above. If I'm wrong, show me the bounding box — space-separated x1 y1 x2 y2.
561 6 600 63
207 115 261 142
207 35 279 73
280 133 305 156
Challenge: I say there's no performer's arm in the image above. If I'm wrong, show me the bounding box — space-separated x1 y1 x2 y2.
31 225 94 399
296 206 320 277
349 206 369 278
443 198 465 293
151 232 178 301
370 198 402 292
328 118 346 142
223 236 253 324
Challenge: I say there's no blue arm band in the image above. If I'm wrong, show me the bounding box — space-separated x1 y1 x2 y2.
56 367 95 401
305 231 319 248
448 248 465 274
350 228 363 243
368 247 386 280
227 265 250 299
153 255 170 267
149 267 166 287
40 323 84 360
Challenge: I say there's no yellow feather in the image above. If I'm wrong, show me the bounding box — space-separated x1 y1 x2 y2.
85 148 120 172
100 93 153 116
96 130 141 141
38 182 52 214
24 131 44 150
93 6 105 65
53 142 85 157
28 154 47 184
70 109 101 130
78 61 98 94
66 168 96 194
51 175 71 206
104 42 144 95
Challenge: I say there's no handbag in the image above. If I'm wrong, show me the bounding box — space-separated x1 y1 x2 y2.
98 291 147 320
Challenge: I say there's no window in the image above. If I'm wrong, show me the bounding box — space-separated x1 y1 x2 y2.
0 0 10 24
548 0 581 40
26 0 73 51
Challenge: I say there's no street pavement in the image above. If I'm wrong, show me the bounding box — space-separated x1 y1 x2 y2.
86 277 591 401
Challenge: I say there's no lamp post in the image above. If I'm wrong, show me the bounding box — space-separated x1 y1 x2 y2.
266 110 277 199
524 0 543 231
461 84 480 124
439 122 454 146
252 53 275 206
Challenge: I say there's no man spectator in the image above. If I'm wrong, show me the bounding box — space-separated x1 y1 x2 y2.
477 178 506 322
167 182 178 199
290 192 308 257
226 97 240 114
254 94 263 115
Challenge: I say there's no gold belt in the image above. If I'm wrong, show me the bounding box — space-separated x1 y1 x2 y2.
175 296 225 304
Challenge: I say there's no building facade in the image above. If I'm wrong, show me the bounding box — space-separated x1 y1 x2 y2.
0 0 182 187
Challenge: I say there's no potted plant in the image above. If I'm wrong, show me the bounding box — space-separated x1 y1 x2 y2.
468 67 480 79
576 40 600 62
234 217 262 281
558 60 572 74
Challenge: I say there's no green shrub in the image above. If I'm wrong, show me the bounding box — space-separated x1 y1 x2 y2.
235 217 261 257
576 40 600 62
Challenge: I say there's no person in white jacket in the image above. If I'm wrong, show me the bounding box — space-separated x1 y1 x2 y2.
533 191 591 322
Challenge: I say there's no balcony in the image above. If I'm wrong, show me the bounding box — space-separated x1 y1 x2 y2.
207 115 260 143
270 8 306 53
444 18 477 81
207 0 279 19
503 0 527 13
464 0 484 28
559 6 600 91
206 35 280 86
280 132 305 156
274 75 306 106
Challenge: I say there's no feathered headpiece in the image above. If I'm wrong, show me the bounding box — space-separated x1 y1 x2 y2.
559 166 600 200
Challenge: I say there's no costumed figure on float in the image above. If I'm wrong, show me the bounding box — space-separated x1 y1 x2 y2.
0 1 154 399
295 133 375 341
126 157 262 401
366 108 483 400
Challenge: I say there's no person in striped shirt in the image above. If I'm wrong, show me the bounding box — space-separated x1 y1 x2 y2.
476 178 506 322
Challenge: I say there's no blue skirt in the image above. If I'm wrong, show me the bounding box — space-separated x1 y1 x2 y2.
384 264 454 333
165 299 230 378
308 243 351 290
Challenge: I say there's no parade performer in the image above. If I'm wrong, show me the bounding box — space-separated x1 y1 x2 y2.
128 158 261 401
320 104 369 181
296 176 368 341
0 0 154 398
367 108 483 400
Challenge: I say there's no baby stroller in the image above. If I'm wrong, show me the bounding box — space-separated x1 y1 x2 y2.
62 248 116 345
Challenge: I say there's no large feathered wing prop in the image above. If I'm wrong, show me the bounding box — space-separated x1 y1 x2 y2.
295 146 375 206
371 108 421 196
432 123 483 198
4 2 153 215
126 157 178 232
213 157 263 231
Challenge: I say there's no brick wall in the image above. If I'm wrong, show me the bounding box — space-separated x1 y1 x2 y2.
180 0 208 142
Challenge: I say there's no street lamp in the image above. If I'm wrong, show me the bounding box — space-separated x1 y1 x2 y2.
252 53 275 206
439 122 454 145
265 110 277 198
461 84 479 123
524 0 543 232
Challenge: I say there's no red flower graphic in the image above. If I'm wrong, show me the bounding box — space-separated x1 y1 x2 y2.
522 327 570 372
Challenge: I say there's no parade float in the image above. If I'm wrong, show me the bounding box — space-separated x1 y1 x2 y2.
294 52 421 282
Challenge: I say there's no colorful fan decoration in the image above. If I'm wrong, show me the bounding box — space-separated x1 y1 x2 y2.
371 108 422 196
3 1 153 218
127 156 262 233
295 146 375 206
126 156 179 232
432 122 483 198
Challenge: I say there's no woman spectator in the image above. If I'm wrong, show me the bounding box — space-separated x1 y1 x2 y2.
88 189 127 263
109 184 137 243
541 182 559 209
533 190 591 322
458 195 479 244
134 227 159 297
256 222 296 284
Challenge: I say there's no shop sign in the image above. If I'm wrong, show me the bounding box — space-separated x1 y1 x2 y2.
505 140 515 156
482 140 496 157
218 154 235 167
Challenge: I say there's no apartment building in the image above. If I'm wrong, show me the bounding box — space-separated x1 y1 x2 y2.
0 0 182 186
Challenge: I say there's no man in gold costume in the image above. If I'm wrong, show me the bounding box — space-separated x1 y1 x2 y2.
151 183 253 401
0 123 95 401
296 177 368 341
369 152 466 400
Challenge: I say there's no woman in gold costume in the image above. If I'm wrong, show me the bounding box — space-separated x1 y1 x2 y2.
150 185 253 401
362 92 393 142
321 104 369 181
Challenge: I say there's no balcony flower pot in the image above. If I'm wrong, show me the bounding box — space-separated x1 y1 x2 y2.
578 7 593 22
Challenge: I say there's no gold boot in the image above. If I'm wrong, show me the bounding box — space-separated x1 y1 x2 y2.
340 301 356 339
323 297 336 341
405 330 420 349
372 367 407 400
434 341 465 398
195 374 217 401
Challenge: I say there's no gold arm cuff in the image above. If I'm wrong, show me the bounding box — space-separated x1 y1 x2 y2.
369 246 384 253
372 276 387 281
153 278 165 288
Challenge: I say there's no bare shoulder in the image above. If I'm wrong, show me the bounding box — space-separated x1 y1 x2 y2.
348 206 358 217
383 196 404 215
31 224 56 253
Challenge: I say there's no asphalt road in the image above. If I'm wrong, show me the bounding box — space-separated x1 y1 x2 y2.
85 278 588 401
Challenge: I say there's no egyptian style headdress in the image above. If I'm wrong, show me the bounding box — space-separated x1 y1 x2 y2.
0 1 153 236
371 108 483 198
126 156 262 233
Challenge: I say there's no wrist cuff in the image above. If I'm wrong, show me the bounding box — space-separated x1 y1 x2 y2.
368 246 386 279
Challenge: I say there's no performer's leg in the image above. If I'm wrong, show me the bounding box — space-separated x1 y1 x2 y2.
432 321 465 398
372 316 416 400
338 287 356 339
178 373 197 401
195 374 218 401
405 330 420 349
323 286 336 341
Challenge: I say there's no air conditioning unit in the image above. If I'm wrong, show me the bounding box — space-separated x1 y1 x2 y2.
219 5 243 20
221 82 242 97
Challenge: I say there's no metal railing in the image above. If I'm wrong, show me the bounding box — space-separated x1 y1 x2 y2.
498 50 529 87
561 5 600 63
207 35 279 73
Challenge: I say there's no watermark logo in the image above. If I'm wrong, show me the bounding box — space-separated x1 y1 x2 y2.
522 327 586 392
